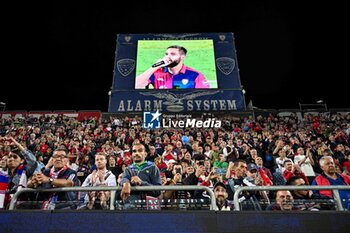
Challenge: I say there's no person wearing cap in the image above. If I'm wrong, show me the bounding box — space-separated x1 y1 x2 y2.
244 163 270 204
244 163 262 185
213 181 231 211
28 148 79 209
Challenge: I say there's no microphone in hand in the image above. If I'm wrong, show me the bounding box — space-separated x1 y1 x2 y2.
152 60 165 68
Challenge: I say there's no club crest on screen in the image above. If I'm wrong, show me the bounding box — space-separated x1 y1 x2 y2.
117 59 135 77
216 57 235 75
124 35 132 42
181 79 189 85
219 34 226 41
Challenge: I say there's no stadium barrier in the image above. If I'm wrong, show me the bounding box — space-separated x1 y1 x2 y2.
4 185 350 232
10 185 350 211
233 185 350 211
9 185 218 210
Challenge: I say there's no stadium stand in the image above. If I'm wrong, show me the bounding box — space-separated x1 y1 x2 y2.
1 109 350 232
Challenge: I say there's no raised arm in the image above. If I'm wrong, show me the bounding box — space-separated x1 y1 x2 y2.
135 57 171 88
135 67 158 88
8 136 37 176
8 136 26 152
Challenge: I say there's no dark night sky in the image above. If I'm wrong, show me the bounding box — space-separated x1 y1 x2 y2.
2 1 348 112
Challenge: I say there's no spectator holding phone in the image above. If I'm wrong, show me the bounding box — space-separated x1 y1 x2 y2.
182 154 208 198
162 164 187 200
182 154 206 186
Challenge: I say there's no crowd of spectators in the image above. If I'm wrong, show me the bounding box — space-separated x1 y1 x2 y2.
0 111 349 210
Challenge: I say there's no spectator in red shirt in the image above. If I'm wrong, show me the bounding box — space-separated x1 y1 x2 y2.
283 159 308 184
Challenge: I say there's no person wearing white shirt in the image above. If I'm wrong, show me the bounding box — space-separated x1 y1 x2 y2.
275 147 291 173
293 147 316 184
81 153 116 209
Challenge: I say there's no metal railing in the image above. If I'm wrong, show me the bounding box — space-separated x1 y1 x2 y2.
9 185 218 211
233 185 350 211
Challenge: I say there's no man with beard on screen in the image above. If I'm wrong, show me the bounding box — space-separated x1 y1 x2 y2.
135 45 210 89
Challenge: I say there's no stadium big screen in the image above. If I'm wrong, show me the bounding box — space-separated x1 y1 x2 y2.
109 33 245 113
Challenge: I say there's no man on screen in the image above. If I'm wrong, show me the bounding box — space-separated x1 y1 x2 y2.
135 45 210 89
